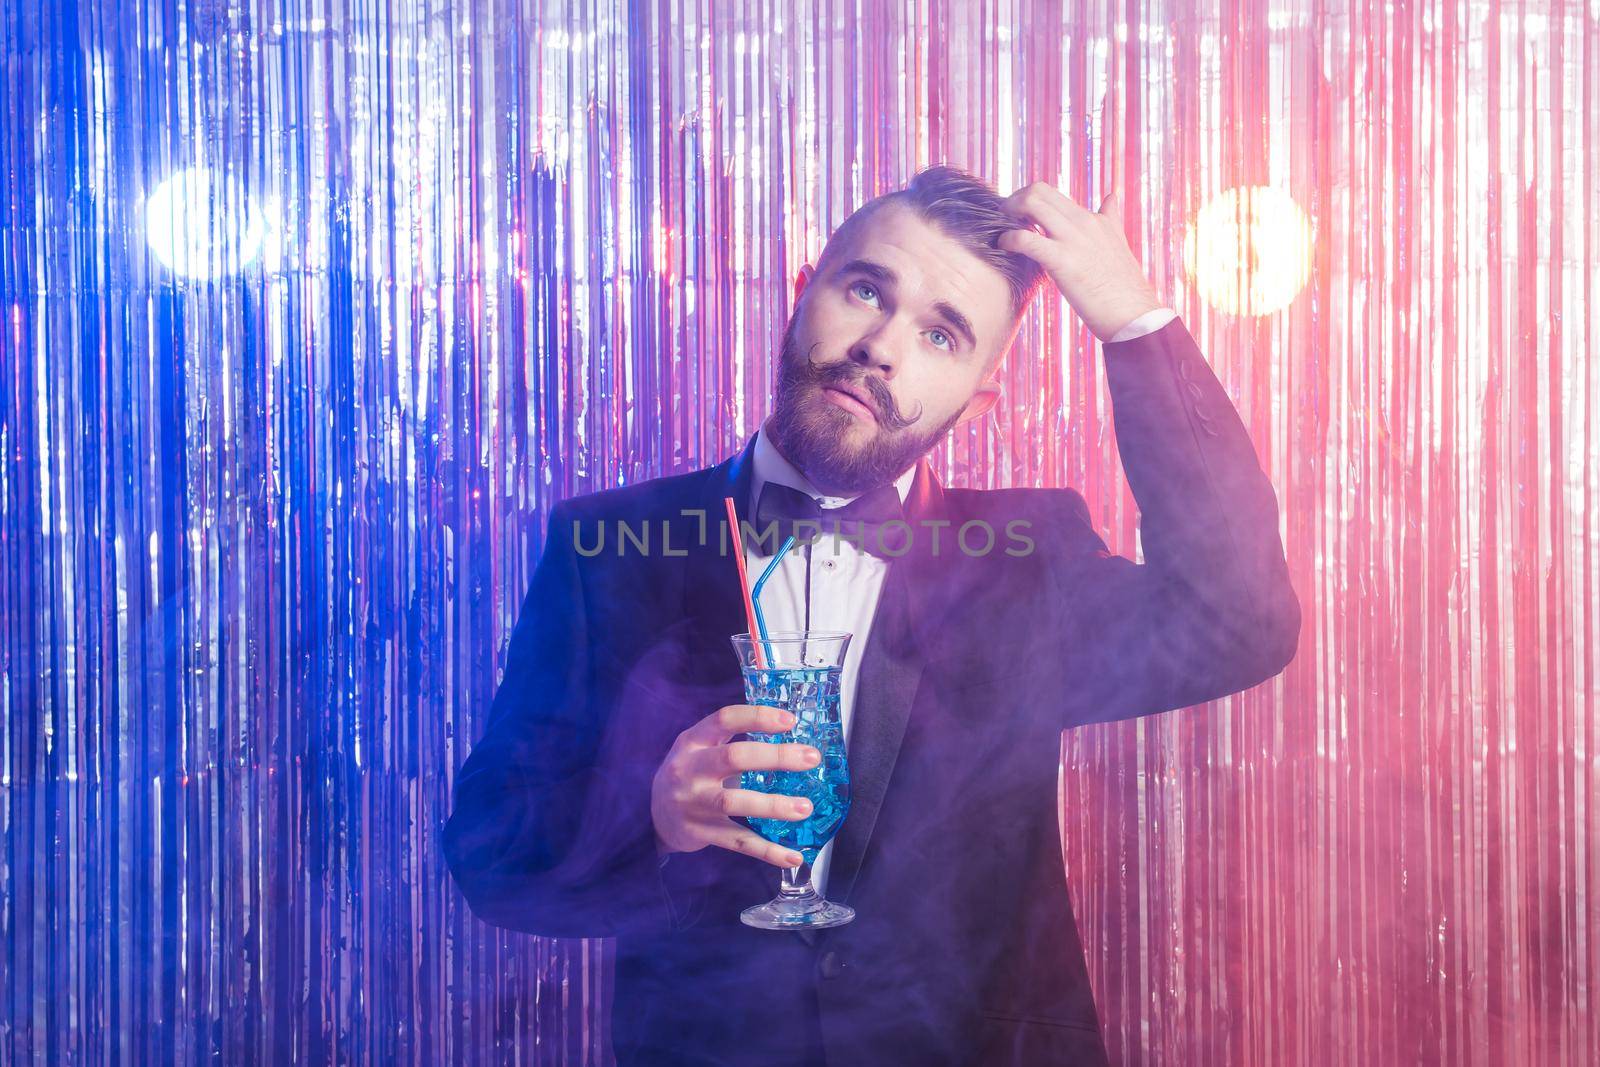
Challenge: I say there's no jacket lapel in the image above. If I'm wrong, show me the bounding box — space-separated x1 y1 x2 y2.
825 459 947 906
678 434 760 691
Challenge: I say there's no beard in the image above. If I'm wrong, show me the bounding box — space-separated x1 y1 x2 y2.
766 315 966 496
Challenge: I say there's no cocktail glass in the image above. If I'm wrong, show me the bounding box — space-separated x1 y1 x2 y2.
730 630 855 930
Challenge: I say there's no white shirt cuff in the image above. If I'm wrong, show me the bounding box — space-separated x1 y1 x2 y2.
1106 306 1178 343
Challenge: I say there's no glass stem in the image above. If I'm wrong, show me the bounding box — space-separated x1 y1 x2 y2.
780 858 815 897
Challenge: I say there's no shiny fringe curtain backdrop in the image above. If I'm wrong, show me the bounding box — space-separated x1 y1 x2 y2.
1 0 1595 1064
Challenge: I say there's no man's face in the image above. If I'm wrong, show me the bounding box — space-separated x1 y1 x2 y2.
768 202 1021 496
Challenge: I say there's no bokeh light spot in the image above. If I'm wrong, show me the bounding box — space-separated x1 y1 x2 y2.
1182 185 1313 317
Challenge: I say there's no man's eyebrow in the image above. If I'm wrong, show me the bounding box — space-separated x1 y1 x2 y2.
835 258 979 350
932 300 977 350
836 258 897 286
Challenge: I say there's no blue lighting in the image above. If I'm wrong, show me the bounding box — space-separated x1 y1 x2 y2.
144 166 275 278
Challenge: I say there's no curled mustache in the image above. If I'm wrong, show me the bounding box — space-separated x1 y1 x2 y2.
799 343 921 431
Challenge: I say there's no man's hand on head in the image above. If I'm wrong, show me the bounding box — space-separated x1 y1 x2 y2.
996 180 1166 343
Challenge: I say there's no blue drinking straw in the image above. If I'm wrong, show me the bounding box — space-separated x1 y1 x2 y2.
750 534 797 663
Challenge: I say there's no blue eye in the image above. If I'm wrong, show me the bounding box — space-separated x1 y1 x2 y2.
929 328 954 351
851 282 880 306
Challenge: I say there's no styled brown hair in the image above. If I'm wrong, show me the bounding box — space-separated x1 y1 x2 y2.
815 165 1046 321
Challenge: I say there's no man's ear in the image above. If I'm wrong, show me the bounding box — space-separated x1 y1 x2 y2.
793 263 815 304
955 379 1001 426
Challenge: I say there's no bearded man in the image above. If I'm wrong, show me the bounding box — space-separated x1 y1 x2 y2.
444 166 1300 1066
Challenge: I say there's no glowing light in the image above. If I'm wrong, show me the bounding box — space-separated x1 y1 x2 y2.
1181 185 1314 317
143 167 276 279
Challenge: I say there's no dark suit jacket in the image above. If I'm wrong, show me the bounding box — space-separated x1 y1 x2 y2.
442 317 1300 1066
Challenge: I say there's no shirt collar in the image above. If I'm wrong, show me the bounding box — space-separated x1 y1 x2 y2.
750 418 918 513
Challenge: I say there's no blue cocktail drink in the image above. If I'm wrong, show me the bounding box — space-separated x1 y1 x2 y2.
730 631 856 930
738 665 850 863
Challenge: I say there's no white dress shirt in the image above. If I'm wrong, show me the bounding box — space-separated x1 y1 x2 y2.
743 423 919 898
1108 305 1178 343
672 305 1176 899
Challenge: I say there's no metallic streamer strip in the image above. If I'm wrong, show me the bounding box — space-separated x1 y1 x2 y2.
1 0 1595 1064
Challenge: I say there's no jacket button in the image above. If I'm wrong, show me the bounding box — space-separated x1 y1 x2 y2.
819 950 845 979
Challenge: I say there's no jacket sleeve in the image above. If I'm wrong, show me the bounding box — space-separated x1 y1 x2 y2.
1050 316 1301 725
441 500 681 939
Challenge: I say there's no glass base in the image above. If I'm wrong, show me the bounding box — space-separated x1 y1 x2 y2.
740 885 856 930
741 897 855 929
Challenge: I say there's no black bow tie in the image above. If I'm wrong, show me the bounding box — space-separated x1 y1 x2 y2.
752 480 906 558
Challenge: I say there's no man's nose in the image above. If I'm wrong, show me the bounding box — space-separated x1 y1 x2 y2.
849 321 908 377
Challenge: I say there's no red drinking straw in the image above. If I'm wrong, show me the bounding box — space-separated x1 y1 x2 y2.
723 495 767 669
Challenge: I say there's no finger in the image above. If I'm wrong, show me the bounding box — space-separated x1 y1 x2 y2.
1004 180 1076 216
1000 202 1068 241
999 192 1048 237
996 226 1055 262
683 741 811 784
714 787 814 822
1004 181 1085 235
1099 188 1121 216
716 739 822 776
693 703 797 745
712 825 805 869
